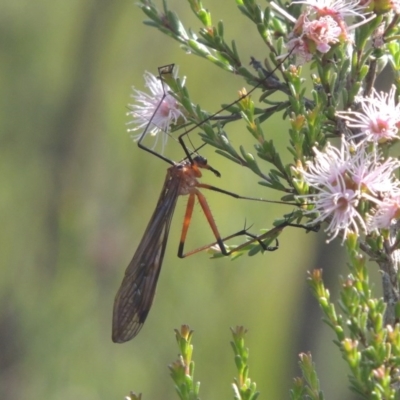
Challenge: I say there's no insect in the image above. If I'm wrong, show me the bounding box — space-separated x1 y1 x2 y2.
112 154 292 343
113 61 305 343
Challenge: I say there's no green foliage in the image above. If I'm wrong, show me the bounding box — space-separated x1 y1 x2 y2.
169 326 201 400
308 253 400 399
125 325 262 400
230 326 259 400
5 0 400 398
130 257 400 400
290 353 324 400
130 0 400 398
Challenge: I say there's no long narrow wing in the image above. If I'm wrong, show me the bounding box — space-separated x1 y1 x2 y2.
112 169 181 343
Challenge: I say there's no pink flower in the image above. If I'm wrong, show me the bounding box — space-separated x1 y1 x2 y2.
391 0 400 13
349 150 400 196
303 15 342 52
293 0 369 19
287 13 342 62
303 175 365 242
285 0 373 62
294 137 400 242
127 68 186 153
336 86 400 144
299 139 353 186
368 193 400 230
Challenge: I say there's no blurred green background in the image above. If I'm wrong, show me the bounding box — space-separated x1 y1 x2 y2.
1 0 371 399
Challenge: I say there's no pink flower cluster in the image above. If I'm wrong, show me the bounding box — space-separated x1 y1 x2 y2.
294 137 400 242
336 86 400 145
286 0 369 62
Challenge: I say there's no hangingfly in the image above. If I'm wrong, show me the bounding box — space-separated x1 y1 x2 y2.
113 60 309 343
112 154 291 343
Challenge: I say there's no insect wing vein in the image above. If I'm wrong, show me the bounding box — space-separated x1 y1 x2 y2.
112 170 181 343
